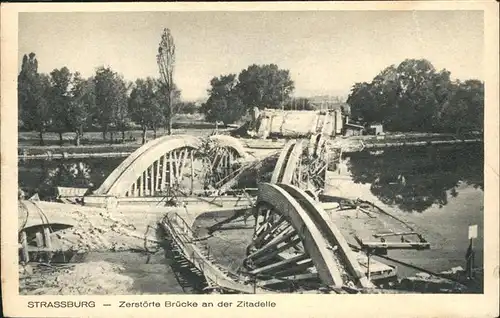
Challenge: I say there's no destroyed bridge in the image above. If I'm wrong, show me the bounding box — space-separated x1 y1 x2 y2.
18 127 478 294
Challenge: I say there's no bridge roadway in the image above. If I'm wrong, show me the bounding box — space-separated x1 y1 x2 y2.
160 210 271 294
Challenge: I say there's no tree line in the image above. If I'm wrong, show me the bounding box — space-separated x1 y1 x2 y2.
201 64 296 125
18 57 301 146
200 64 348 125
19 54 483 147
346 59 484 133
18 52 196 146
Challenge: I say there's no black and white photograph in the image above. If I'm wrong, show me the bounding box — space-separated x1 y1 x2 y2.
1 2 499 317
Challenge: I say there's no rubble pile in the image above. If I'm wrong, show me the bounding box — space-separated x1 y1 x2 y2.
19 261 134 295
51 210 160 253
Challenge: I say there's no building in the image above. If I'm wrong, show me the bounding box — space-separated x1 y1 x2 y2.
342 117 365 136
369 124 384 135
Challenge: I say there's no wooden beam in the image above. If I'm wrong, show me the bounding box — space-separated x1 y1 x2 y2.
249 253 309 275
155 158 161 192
217 160 261 194
373 231 418 238
228 150 234 173
252 216 286 246
206 208 250 233
172 151 178 182
254 220 270 239
161 153 167 191
258 225 295 248
137 174 142 196
169 151 173 187
247 230 299 263
211 149 221 172
178 148 188 181
257 272 318 287
180 150 187 178
220 150 226 175
131 180 136 197
253 208 272 237
272 260 314 277
250 237 302 265
149 166 154 196
359 241 430 250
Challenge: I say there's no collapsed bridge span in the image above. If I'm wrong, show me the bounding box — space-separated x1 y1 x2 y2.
160 183 376 294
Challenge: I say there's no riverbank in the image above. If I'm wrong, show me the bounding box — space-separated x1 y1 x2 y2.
17 134 281 163
18 128 224 157
19 251 187 295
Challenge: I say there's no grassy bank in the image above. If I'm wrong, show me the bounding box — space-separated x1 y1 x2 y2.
18 116 237 156
19 115 218 146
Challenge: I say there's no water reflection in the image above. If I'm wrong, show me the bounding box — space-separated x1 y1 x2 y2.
17 143 484 211
18 158 123 200
346 144 483 212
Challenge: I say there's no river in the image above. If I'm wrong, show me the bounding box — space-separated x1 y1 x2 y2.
17 143 484 293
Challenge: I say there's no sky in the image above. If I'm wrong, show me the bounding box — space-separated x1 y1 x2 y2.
18 11 484 101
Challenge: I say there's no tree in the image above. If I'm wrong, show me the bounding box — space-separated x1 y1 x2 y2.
202 74 245 125
110 74 130 141
69 72 95 146
18 53 51 145
49 67 73 145
461 79 484 131
149 79 171 139
93 66 129 141
176 101 199 114
347 82 376 122
236 64 294 110
390 59 440 131
439 79 484 133
128 78 163 144
346 59 483 133
157 28 176 135
156 82 181 124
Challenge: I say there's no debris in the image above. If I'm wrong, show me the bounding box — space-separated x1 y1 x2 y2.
19 261 134 295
